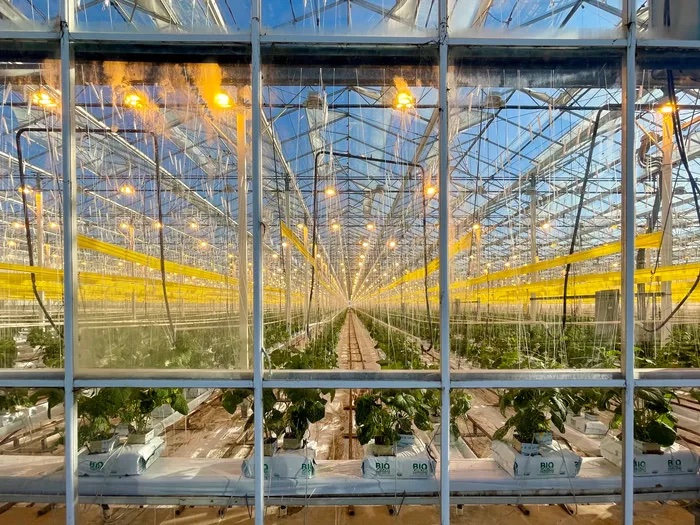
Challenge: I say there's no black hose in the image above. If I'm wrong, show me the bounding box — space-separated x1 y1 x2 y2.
152 133 176 344
15 129 62 338
561 109 603 333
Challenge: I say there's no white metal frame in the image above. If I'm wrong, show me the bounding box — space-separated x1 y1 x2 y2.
1 0 699 523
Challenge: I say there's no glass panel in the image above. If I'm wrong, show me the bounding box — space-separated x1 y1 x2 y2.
0 1 58 31
635 59 700 370
0 54 64 371
448 386 697 523
448 0 623 39
448 52 623 371
263 48 439 371
74 0 251 35
262 0 438 37
0 388 65 517
74 58 253 371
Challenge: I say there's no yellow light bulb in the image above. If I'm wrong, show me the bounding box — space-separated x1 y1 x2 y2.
394 90 415 110
49 222 58 229
388 240 397 248
199 241 208 248
324 187 337 197
31 90 58 108
658 102 675 114
366 223 375 231
425 185 437 197
124 92 144 109
331 223 340 231
213 92 233 109
7 240 16 247
12 221 22 229
120 184 135 195
119 222 129 230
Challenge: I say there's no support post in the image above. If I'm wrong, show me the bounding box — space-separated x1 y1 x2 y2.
285 178 292 335
659 110 673 343
474 225 482 320
128 224 136 319
60 1 78 522
238 112 249 368
438 0 450 521
621 2 637 524
529 175 538 319
303 224 309 323
251 0 264 521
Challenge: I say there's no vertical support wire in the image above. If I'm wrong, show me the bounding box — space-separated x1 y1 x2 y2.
60 0 78 520
620 1 637 524
438 0 450 522
251 0 265 522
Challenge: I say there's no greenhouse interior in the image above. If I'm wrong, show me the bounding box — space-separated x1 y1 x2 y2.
2 0 700 524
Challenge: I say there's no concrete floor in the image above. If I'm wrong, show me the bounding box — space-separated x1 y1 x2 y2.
0 502 694 525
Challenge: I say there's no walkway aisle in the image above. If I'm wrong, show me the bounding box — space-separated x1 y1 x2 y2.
308 310 379 460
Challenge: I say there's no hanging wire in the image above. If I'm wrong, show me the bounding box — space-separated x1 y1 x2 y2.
561 109 603 333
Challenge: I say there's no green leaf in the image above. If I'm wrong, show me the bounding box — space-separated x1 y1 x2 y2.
646 419 676 447
171 395 189 416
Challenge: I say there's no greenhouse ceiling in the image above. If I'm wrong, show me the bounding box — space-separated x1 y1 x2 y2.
0 1 699 305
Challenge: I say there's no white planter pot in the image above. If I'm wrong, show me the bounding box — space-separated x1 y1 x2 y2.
263 438 279 456
635 440 662 454
88 436 119 455
126 428 155 445
534 432 553 445
398 433 416 447
492 440 582 478
514 440 540 456
370 443 395 456
601 435 699 475
282 436 304 450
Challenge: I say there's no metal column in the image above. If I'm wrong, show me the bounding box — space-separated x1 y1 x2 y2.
438 0 450 521
285 178 292 335
251 0 265 522
621 1 637 524
60 0 78 521
659 111 674 343
128 224 136 319
529 174 538 320
238 112 250 368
